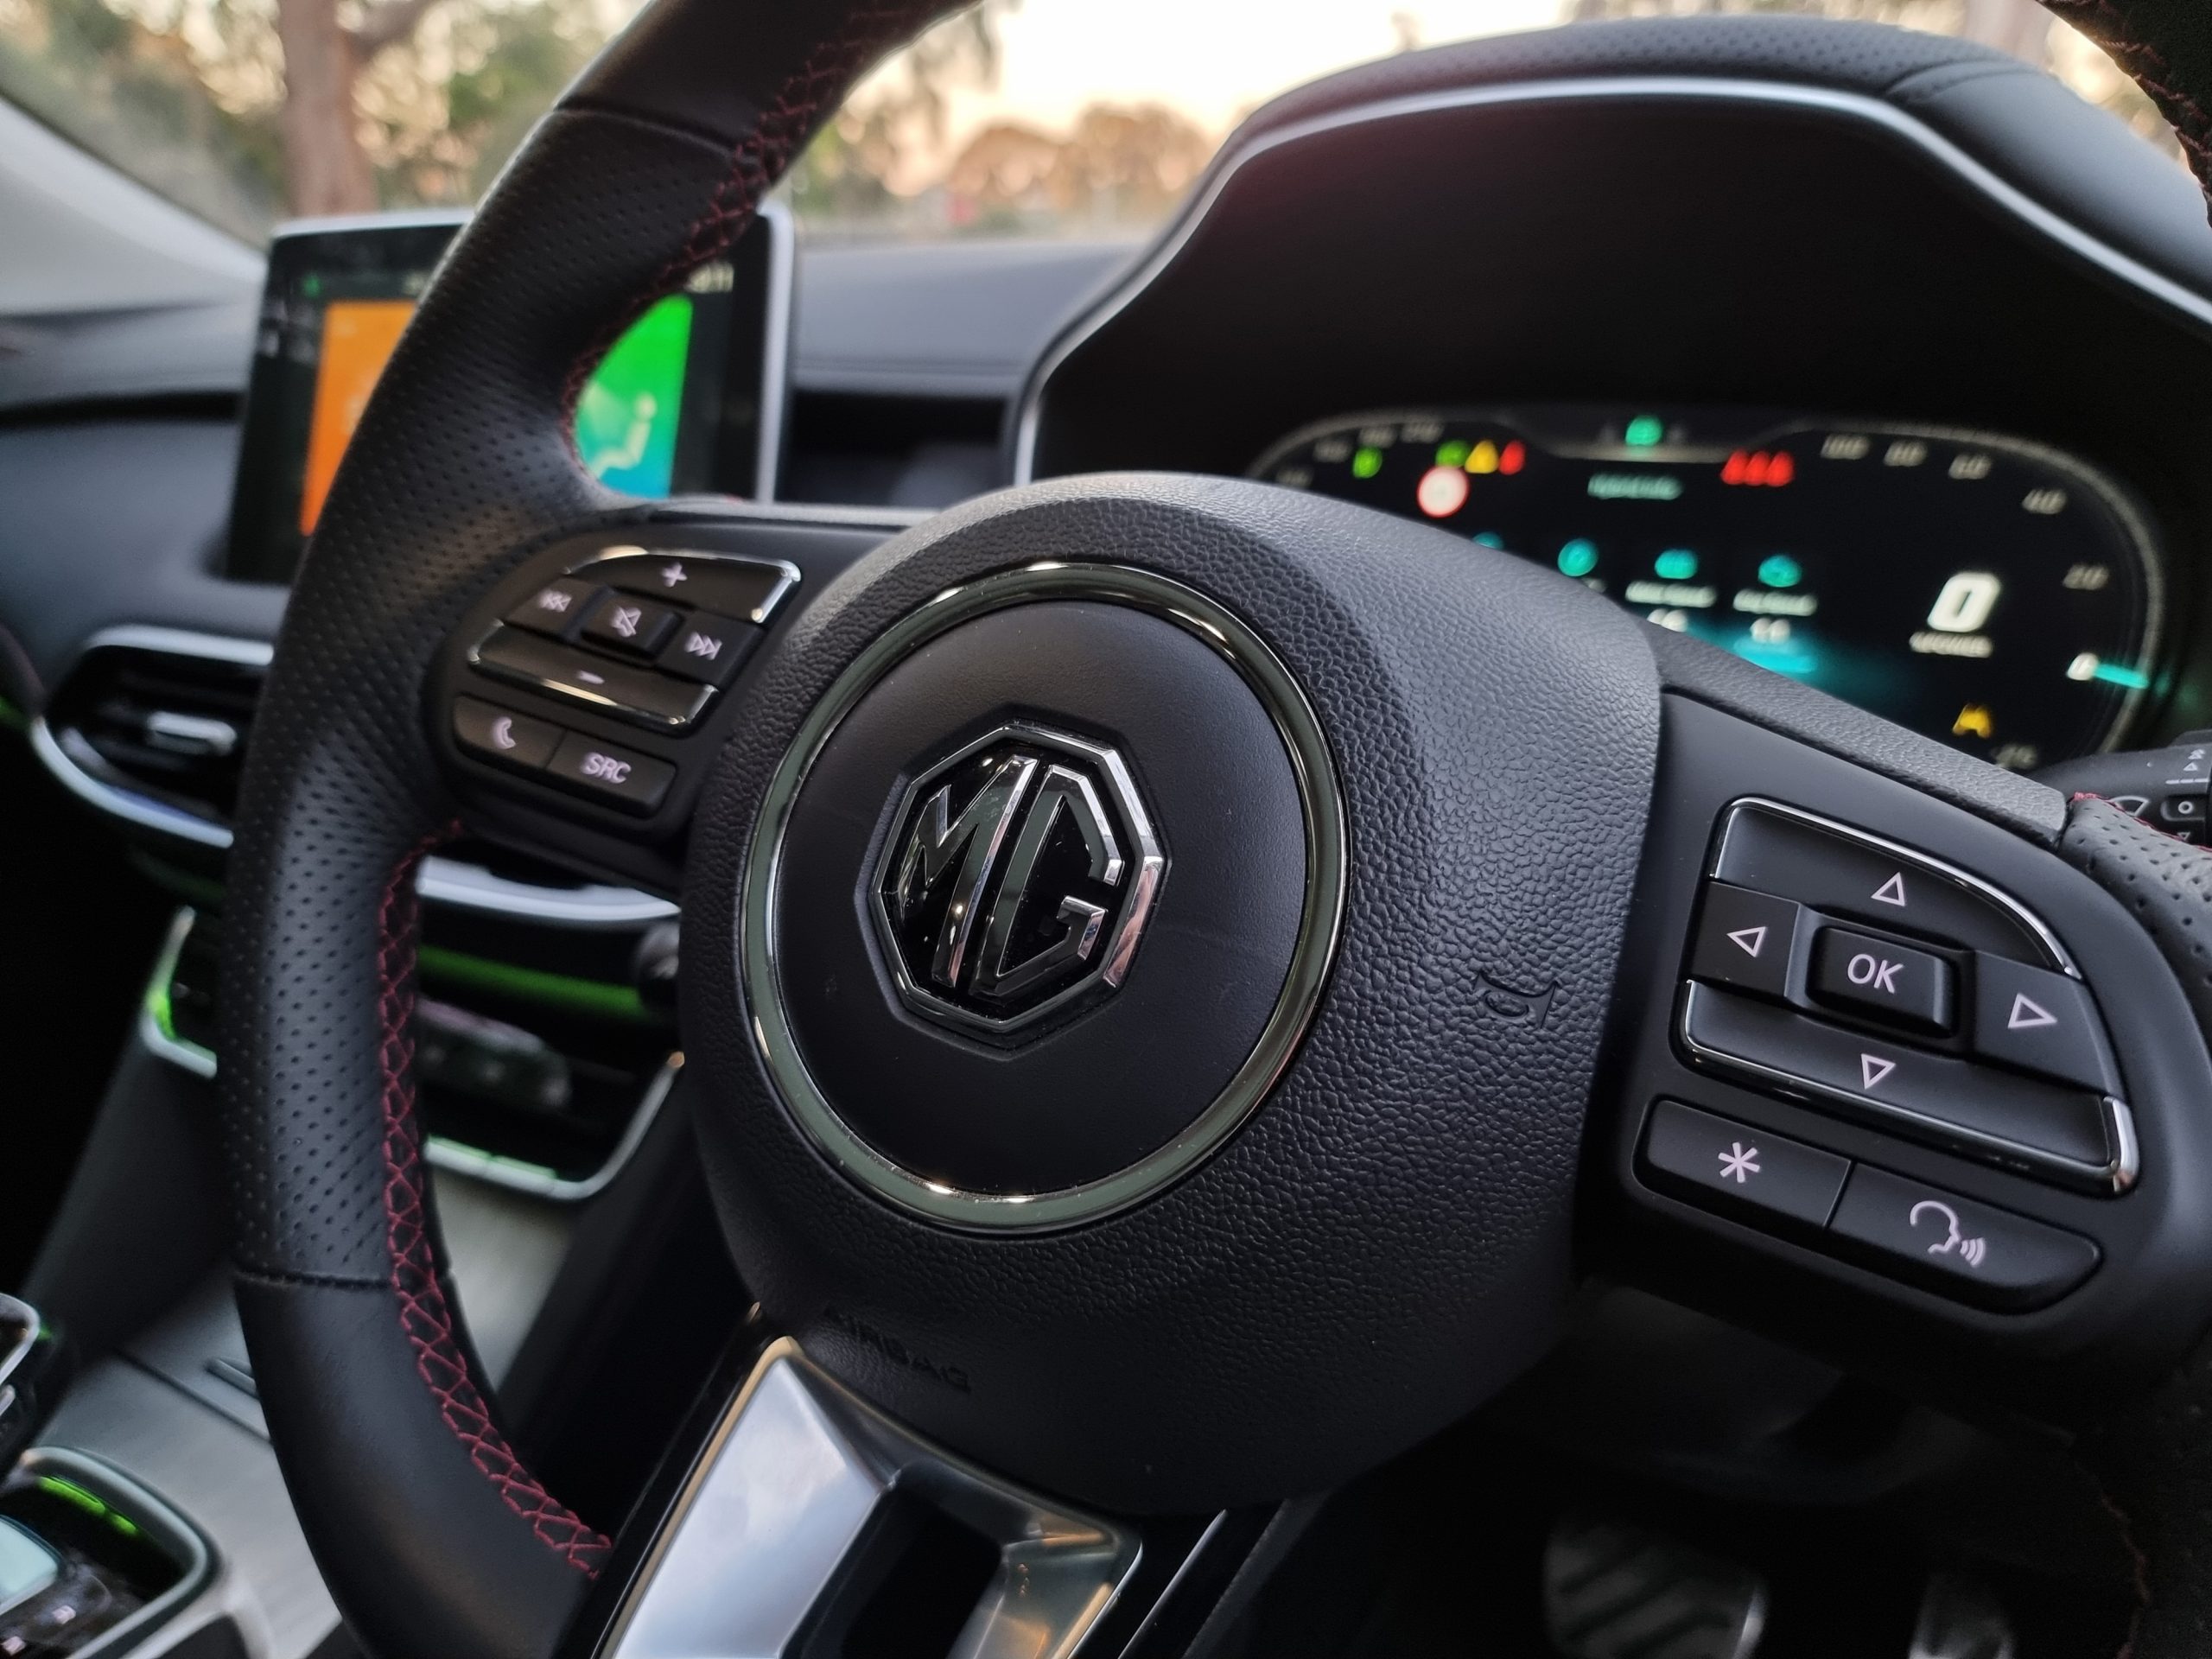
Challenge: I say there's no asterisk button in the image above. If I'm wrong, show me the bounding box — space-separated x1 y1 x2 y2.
1717 1141 1761 1184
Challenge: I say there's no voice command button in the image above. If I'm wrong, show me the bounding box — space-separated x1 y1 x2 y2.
1827 1166 2098 1310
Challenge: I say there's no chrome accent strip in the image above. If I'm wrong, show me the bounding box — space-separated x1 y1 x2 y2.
29 626 273 849
569 546 804 626
1013 76 2212 483
415 859 677 925
1677 983 2134 1195
425 1056 682 1203
142 710 239 757
15 1446 214 1659
0 1294 35 1402
33 717 233 849
2107 1098 2143 1193
464 638 711 729
67 626 276 669
744 562 1348 1232
137 908 680 1201
654 499 931 532
38 625 681 922
1712 798 2078 976
269 207 469 238
753 198 795 504
29 628 271 849
604 1338 1139 1659
140 907 216 1079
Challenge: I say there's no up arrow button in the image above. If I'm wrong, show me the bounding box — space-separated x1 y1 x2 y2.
1972 956 2120 1095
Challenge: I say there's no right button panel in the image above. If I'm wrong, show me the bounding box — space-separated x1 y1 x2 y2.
1681 801 2135 1195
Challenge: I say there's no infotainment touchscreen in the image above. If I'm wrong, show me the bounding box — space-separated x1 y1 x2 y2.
225 206 790 584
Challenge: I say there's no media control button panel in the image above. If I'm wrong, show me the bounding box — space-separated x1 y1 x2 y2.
448 544 799 824
1677 803 2133 1195
467 546 791 734
1638 1099 2099 1312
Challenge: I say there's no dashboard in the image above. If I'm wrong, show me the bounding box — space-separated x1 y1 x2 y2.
1250 406 2160 768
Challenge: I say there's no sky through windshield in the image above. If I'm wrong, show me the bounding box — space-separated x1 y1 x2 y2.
0 0 2180 245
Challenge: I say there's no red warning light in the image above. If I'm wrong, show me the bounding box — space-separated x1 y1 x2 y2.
1722 449 1794 487
1499 440 1526 476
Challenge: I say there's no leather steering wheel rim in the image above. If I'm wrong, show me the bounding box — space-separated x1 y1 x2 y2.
218 3 2212 1657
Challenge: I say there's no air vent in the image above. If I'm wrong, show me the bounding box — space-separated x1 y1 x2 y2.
37 630 270 843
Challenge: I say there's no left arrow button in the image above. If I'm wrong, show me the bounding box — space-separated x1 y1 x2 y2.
1688 882 1802 1000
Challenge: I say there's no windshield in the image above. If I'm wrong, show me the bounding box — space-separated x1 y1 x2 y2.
0 0 2180 246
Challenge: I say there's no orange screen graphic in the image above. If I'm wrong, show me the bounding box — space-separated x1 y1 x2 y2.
299 299 415 535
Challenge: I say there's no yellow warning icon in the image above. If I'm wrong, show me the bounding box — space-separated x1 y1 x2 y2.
1951 704 1993 740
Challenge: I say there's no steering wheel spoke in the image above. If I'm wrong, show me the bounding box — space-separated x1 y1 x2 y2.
575 1338 1157 1659
1589 688 2212 1411
425 505 901 893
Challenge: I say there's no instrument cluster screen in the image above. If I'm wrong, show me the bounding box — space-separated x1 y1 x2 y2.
1252 408 2163 767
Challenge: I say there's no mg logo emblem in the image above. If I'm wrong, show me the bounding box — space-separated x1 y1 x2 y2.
873 723 1166 1041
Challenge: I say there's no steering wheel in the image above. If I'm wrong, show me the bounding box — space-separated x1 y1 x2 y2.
219 1 2212 1655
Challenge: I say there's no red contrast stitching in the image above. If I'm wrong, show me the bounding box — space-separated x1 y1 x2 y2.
561 0 950 415
2095 1485 2152 1659
378 830 612 1576
2041 0 2212 185
2069 791 2212 857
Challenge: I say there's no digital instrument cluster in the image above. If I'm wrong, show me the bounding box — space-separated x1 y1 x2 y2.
1251 408 2162 767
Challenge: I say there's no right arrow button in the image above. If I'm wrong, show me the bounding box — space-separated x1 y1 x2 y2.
1971 955 2120 1095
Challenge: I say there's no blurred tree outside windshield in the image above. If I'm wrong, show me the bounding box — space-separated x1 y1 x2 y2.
0 0 2179 246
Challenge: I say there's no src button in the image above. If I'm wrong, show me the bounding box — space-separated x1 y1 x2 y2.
545 734 674 814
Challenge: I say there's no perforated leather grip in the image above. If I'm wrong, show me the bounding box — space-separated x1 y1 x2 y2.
219 3 957 1656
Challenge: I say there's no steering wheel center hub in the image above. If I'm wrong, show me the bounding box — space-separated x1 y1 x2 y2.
746 562 1342 1228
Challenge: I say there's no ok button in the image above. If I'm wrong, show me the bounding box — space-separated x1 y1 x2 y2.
1810 925 1954 1033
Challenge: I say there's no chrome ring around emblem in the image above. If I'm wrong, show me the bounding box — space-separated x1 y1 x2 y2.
741 562 1348 1232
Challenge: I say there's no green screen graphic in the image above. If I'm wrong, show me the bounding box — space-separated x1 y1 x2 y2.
574 295 692 495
